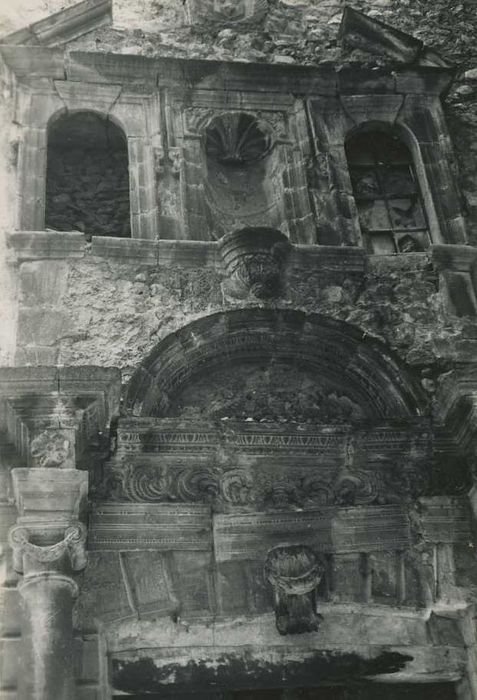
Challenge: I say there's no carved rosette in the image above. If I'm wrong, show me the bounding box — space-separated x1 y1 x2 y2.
30 428 73 468
9 523 87 576
219 227 291 298
265 544 325 635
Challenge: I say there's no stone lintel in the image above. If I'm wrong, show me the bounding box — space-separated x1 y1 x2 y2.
109 641 464 693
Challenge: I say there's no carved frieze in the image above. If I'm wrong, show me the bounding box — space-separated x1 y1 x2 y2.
115 420 431 458
265 544 324 635
94 461 430 509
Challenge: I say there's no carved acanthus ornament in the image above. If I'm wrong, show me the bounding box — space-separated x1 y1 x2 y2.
265 544 325 635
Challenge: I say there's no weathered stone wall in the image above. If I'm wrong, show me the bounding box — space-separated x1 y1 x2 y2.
11 237 467 383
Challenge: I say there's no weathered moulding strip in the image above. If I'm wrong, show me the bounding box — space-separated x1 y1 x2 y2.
89 502 212 551
8 230 371 270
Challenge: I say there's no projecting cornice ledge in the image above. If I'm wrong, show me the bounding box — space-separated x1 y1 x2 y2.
0 45 456 96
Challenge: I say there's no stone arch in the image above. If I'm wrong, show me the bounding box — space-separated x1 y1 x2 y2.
125 309 425 420
45 110 131 238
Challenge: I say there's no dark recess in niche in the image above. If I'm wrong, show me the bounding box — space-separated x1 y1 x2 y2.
45 111 131 238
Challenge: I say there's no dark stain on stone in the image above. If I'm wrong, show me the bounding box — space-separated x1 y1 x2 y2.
111 650 413 694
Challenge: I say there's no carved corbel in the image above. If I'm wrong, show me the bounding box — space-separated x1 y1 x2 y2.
264 544 325 635
8 523 87 576
219 227 291 299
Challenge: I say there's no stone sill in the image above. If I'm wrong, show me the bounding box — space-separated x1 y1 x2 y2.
7 231 451 274
7 231 219 268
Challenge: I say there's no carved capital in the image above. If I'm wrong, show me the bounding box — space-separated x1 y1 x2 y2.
8 523 87 575
264 544 324 635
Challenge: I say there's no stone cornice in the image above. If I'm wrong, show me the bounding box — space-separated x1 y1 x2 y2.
7 231 368 274
0 45 456 96
0 0 111 47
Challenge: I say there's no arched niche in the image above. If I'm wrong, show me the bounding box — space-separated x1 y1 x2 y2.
45 111 131 238
125 309 425 421
202 112 286 238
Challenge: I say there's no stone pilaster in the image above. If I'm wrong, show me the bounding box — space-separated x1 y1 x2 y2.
9 468 88 700
9 523 87 700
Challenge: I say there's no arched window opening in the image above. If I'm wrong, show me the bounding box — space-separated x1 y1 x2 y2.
345 129 429 255
45 112 130 238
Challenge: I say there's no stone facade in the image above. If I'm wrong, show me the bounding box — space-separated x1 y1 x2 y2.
1 1 477 699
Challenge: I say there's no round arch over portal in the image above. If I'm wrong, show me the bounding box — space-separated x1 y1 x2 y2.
125 309 425 421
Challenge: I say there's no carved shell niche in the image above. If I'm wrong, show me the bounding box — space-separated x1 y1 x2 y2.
205 113 272 166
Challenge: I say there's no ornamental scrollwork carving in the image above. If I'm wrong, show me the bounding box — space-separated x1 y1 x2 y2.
30 429 72 468
8 523 87 574
96 462 431 508
265 544 325 635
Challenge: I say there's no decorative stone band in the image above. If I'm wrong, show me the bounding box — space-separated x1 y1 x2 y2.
8 523 87 574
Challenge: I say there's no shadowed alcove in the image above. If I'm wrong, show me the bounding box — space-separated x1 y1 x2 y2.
45 111 131 238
